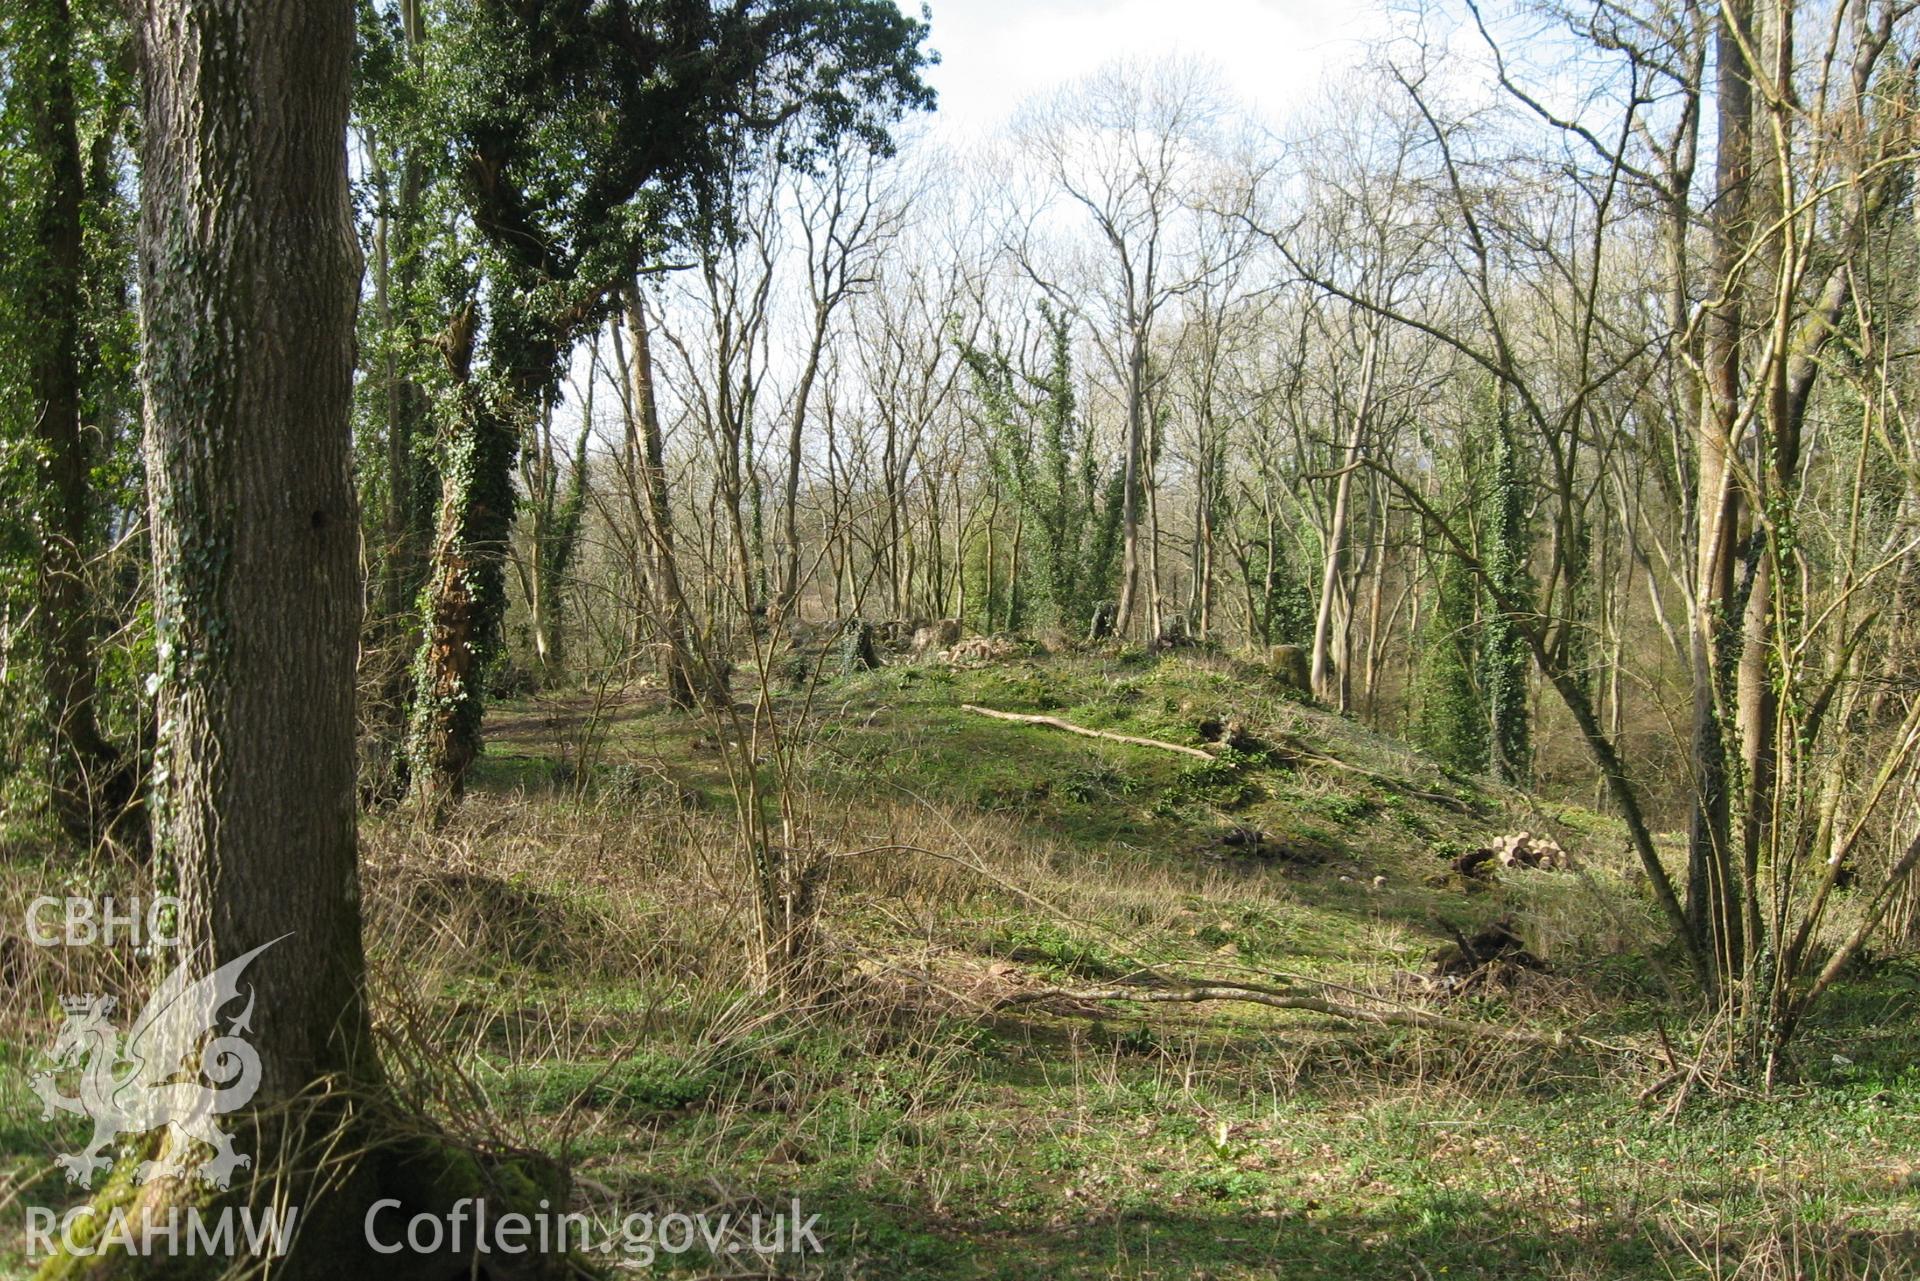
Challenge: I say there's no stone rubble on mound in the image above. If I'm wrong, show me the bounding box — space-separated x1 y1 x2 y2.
942 635 1022 664
910 617 963 659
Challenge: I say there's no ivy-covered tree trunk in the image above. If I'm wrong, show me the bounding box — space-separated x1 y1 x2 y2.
12 0 133 844
960 305 1106 636
399 0 931 814
135 0 372 1116
408 366 520 822
1479 382 1532 786
354 0 443 805
1034 305 1088 630
1413 506 1487 775
408 282 568 818
523 379 592 687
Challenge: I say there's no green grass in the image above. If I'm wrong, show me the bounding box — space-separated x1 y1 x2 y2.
4 649 1917 1277
543 1019 1920 1278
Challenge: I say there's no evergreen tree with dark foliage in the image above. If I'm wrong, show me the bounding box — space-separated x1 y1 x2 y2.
403 0 936 820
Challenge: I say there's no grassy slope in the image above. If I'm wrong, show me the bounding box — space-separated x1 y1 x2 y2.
4 649 1917 1277
457 649 1920 1278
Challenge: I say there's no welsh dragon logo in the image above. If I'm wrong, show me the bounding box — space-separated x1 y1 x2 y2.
30 937 284 1189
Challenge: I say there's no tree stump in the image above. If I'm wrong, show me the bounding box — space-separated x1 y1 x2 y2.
839 618 879 676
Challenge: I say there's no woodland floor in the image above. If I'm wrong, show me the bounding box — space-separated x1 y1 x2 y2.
4 648 1920 1277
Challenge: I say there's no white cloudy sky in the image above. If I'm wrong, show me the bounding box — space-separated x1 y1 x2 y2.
909 0 1396 137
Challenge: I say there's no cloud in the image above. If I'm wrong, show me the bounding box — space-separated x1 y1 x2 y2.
915 0 1388 138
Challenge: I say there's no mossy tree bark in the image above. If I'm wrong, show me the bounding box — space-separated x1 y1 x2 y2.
33 4 541 1274
11 4 418 1279
133 0 371 1127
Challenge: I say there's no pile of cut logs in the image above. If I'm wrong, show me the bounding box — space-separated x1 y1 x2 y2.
1448 830 1574 878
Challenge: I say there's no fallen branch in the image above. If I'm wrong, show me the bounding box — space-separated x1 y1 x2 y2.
1281 744 1475 812
959 704 1216 760
959 704 1475 814
996 982 1569 1047
1636 1068 1685 1103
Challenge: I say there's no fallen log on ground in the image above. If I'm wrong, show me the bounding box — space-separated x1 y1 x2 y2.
959 704 1216 760
995 981 1568 1047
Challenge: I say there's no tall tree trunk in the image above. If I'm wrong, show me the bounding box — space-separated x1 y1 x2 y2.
1362 503 1390 721
19 0 132 845
1689 0 1754 983
951 478 965 619
1188 461 1205 629
1483 389 1532 784
136 0 371 1111
407 326 519 821
624 287 704 707
1312 328 1377 701
745 405 767 613
371 148 405 615
1261 482 1278 645
525 365 592 687
524 394 556 677
884 416 905 614
127 16 564 1257
1114 333 1148 637
983 489 999 631
1144 408 1164 641
611 317 651 662
1735 0 1793 989
779 306 829 619
361 1 435 803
